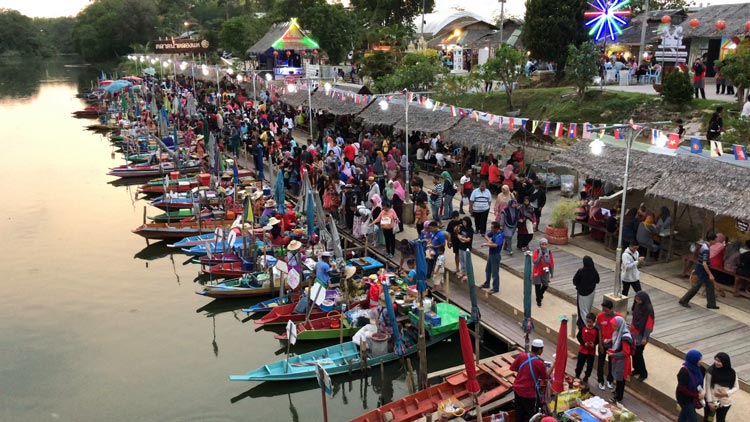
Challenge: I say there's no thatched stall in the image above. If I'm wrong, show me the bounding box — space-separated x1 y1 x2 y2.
442 117 513 154
392 108 461 134
278 90 309 108
314 92 371 116
356 101 404 128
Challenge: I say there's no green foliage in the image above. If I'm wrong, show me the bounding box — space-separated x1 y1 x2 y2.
719 115 750 147
437 72 483 98
359 50 397 86
219 15 269 57
72 0 158 61
661 70 693 106
549 199 578 229
715 53 750 106
269 0 325 22
349 0 434 27
629 0 689 15
565 41 599 103
33 17 76 56
0 9 41 56
299 3 358 64
375 51 446 93
479 45 525 110
522 0 588 73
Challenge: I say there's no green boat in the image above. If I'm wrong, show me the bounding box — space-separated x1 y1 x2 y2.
273 312 358 341
148 209 203 223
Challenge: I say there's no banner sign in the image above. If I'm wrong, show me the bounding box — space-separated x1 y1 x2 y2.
153 38 210 54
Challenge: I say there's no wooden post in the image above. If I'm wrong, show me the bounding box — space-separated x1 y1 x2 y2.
142 205 147 224
406 358 416 394
418 304 427 391
474 323 481 365
443 264 450 302
321 387 329 422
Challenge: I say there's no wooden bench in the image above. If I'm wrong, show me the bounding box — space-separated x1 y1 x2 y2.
682 254 750 298
570 220 615 249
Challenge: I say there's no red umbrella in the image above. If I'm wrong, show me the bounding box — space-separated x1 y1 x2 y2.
552 317 569 393
458 316 480 394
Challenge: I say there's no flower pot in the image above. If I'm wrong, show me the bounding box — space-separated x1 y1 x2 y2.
545 225 569 245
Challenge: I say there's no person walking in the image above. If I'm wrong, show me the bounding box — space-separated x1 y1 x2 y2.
680 233 720 309
630 291 654 381
529 181 547 231
704 352 738 422
677 349 707 422
597 300 622 391
621 241 644 298
517 197 536 251
428 175 444 222
470 181 492 235
532 238 554 307
441 171 457 220
500 199 520 256
510 339 551 422
573 256 600 329
575 312 599 384
446 211 462 274
481 221 504 294
456 217 474 275
368 200 399 258
608 316 633 406
459 169 473 214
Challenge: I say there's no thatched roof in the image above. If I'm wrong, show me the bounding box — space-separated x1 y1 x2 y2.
443 118 512 153
314 92 372 115
551 140 750 219
392 108 461 133
356 101 404 128
247 19 319 55
678 4 750 39
278 90 309 108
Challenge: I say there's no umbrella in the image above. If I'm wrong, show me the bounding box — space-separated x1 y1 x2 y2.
381 281 406 356
465 249 480 324
123 75 143 83
275 169 286 214
522 251 535 351
306 188 314 235
459 316 480 394
143 67 156 76
415 241 428 295
102 79 133 93
552 316 569 393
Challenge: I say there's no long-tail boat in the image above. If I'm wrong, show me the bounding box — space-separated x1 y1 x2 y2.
195 273 288 299
132 219 235 240
273 311 358 341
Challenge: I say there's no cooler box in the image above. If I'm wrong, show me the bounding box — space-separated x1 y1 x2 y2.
198 173 211 186
169 171 180 180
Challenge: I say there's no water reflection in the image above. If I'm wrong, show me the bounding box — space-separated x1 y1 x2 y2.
0 57 98 100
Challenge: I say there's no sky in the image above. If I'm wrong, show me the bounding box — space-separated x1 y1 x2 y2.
0 0 747 19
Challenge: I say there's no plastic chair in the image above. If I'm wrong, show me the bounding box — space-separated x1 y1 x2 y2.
648 69 661 84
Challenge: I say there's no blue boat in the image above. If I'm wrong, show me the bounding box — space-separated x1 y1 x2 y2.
167 233 216 249
229 303 467 382
241 296 293 315
181 237 259 256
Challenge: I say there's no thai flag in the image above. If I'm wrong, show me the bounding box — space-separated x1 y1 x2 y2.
555 123 564 137
569 123 577 139
542 121 551 136
614 129 623 140
734 145 747 160
582 122 591 139
690 137 702 154
650 129 660 145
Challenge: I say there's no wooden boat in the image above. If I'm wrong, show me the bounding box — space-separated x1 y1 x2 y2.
351 353 518 422
254 302 329 326
149 209 213 223
182 239 247 256
273 311 358 341
229 330 455 382
202 261 246 278
151 196 196 211
72 106 105 118
196 273 288 299
132 220 235 240
138 179 197 195
241 295 295 315
108 160 201 178
196 252 243 266
167 233 216 248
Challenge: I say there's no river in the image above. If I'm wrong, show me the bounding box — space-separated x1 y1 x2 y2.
0 58 508 422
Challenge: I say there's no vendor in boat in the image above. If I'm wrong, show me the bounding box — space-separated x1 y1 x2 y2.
365 274 381 308
282 203 297 231
264 217 290 246
315 251 336 288
262 199 277 219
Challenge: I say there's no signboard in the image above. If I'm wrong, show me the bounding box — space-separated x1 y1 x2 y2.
153 38 210 54
737 218 749 233
656 24 686 63
315 363 333 396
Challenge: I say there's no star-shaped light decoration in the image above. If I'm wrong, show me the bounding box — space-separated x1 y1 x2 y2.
584 0 632 42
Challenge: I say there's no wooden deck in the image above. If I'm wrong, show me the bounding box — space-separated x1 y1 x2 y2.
484 238 750 384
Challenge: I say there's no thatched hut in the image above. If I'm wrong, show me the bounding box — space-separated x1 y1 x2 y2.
278 90 309 108
442 117 512 153
356 101 404 128
392 108 461 134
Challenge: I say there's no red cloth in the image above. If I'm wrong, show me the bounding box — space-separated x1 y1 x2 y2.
577 325 599 355
552 319 569 393
532 249 554 278
480 162 489 176
361 139 373 154
510 352 549 399
488 165 501 184
367 282 381 308
596 312 623 344
343 144 356 162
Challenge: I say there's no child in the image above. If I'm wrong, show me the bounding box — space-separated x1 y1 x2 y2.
403 258 417 286
575 313 599 383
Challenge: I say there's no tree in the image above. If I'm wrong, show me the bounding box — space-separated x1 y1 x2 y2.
358 50 397 87
522 0 588 74
661 69 693 105
219 15 269 57
33 17 76 56
715 53 750 107
480 45 524 111
565 41 599 103
629 0 690 15
376 50 447 93
349 0 434 27
437 71 483 98
0 9 41 56
299 3 359 64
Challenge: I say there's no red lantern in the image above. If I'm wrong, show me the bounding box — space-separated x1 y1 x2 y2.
690 18 700 28
312 49 318 56
745 21 750 32
715 20 726 31
286 50 291 57
661 15 671 24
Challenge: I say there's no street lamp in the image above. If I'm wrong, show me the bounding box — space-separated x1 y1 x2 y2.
588 120 670 299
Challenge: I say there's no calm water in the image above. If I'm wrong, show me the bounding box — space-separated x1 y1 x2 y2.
0 59 491 422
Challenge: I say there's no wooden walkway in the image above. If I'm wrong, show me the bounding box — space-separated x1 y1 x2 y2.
484 238 750 384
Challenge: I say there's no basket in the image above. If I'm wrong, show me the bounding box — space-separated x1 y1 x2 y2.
437 397 465 417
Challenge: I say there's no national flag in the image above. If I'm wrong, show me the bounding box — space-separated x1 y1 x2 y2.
710 140 724 157
569 123 577 139
407 91 414 103
508 118 515 131
488 114 496 126
582 123 591 139
532 120 539 133
734 144 747 160
520 119 527 132
232 160 240 186
554 122 564 137
242 194 254 223
473 111 480 122
667 133 680 149
432 101 439 112
690 137 702 154
650 129 659 145
450 106 456 117
458 108 467 118
498 116 504 129
542 121 551 136
614 129 623 140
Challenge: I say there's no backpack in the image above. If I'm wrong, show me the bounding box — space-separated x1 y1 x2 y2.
444 180 457 196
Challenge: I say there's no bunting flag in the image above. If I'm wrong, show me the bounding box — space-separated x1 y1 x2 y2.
569 123 577 139
488 114 496 126
542 121 551 136
650 129 659 145
458 108 467 118
690 137 702 154
667 133 680 149
242 194 254 223
450 106 456 117
555 122 564 138
733 144 747 160
710 140 724 157
614 129 623 140
508 118 515 131
432 101 439 112
473 111 480 122
498 116 504 129
582 122 592 139
520 119 528 132
407 91 414 103
532 120 539 133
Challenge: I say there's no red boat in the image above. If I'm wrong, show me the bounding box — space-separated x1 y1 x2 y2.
255 299 367 326
138 180 199 194
132 219 236 240
203 261 246 278
197 252 242 266
72 106 105 118
351 352 519 422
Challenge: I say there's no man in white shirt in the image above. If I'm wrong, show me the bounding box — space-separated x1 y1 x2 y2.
621 241 645 298
741 95 750 119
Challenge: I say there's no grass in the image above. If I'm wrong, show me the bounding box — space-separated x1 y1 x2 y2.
434 86 735 126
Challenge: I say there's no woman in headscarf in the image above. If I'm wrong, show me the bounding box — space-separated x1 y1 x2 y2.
373 151 385 177
385 154 399 180
494 185 514 222
384 179 395 202
532 238 554 307
441 171 456 220
630 291 654 381
636 214 659 256
704 352 738 422
609 316 633 405
500 199 519 255
573 256 600 329
391 180 406 232
677 349 706 422
502 161 516 190
516 196 536 250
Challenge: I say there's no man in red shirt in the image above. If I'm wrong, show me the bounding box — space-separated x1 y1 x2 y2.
510 339 550 422
343 141 356 163
361 134 373 155
596 299 622 391
488 159 501 184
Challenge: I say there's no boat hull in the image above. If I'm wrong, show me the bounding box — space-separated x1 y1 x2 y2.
132 220 234 240
274 314 356 341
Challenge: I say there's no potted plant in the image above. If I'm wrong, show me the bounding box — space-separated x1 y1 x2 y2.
545 199 579 245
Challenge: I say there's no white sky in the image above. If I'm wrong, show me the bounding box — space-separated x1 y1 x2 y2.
0 0 746 19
